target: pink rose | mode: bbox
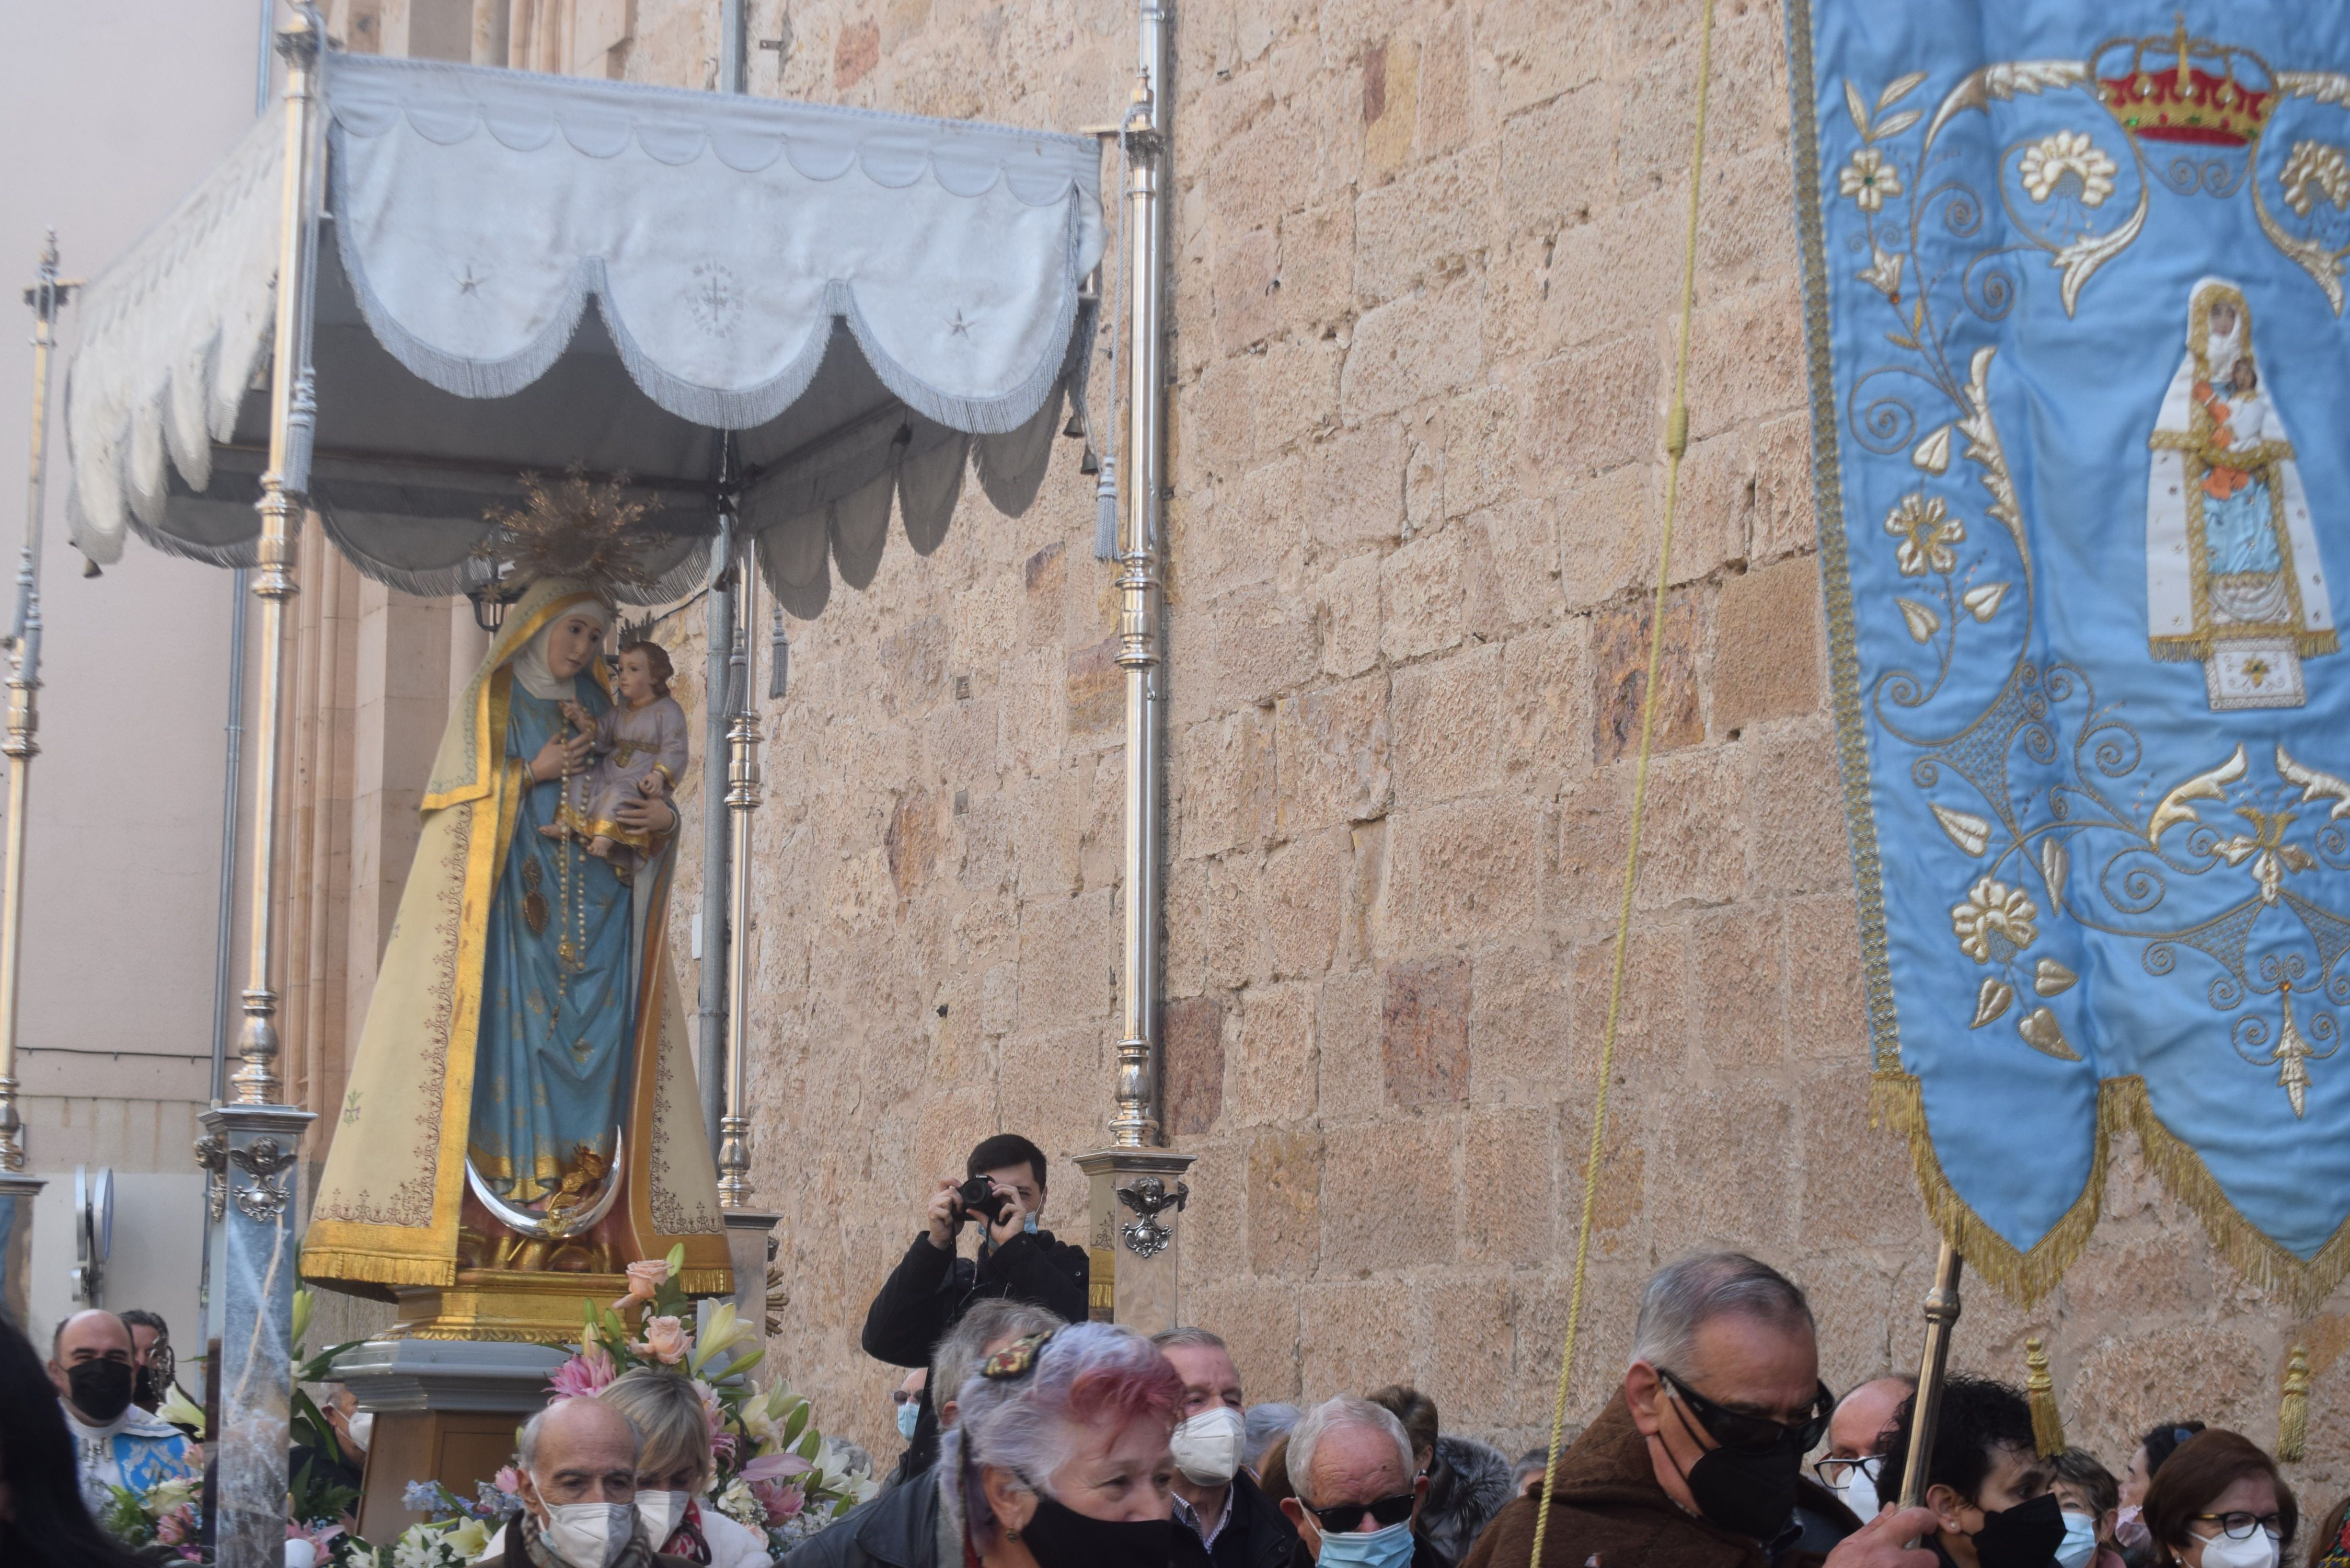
[636,1315,689,1365]
[610,1257,671,1312]
[494,1466,524,1498]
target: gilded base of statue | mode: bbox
[388,1269,665,1343]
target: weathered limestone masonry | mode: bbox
[317,0,2349,1486]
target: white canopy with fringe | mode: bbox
[63,50,1104,616]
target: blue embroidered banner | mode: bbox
[1788,2,2350,1302]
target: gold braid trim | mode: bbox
[1870,1070,2107,1305]
[298,1250,459,1290]
[2112,1076,2350,1312]
[1784,0,1904,1077]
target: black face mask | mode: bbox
[67,1358,136,1424]
[1018,1492,1172,1568]
[1668,1399,1801,1541]
[1971,1492,2068,1568]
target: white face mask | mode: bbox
[636,1491,689,1548]
[540,1501,637,1568]
[2196,1528,2279,1568]
[1837,1460,1881,1523]
[346,1411,375,1453]
[2057,1513,2099,1568]
[1169,1405,1247,1486]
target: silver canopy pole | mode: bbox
[198,11,323,1563]
[1110,1,1171,1150]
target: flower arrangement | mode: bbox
[355,1483,512,1568]
[99,1476,205,1561]
[342,1249,873,1565]
[554,1246,879,1555]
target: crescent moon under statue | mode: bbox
[465,1128,626,1240]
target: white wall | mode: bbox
[27,1170,209,1360]
[0,7,269,1155]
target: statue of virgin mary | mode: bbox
[301,574,728,1334]
[2146,276,2339,709]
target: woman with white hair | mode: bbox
[939,1321,1186,1568]
[600,1370,769,1568]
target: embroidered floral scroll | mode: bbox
[1789,5,2350,1302]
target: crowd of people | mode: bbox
[0,1132,2337,1568]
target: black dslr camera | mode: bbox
[954,1174,1014,1227]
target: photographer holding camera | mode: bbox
[859,1133,1089,1484]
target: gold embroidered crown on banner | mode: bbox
[2096,21,2276,146]
[476,465,663,598]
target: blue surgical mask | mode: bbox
[1316,1519,1416,1568]
[1024,1211,1040,1235]
[896,1399,921,1442]
[2057,1513,2100,1568]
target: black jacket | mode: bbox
[1172,1473,1300,1568]
[859,1228,1089,1479]
[781,1470,946,1568]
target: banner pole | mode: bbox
[1897,1243,1966,1513]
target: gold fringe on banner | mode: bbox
[2277,1345,2310,1463]
[1873,1070,2350,1311]
[1869,1071,2106,1305]
[2024,1337,2065,1456]
[2114,1079,2350,1313]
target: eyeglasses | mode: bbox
[1659,1371,1835,1456]
[1811,1455,1883,1488]
[1307,1492,1416,1535]
[892,1389,921,1405]
[2194,1514,2286,1542]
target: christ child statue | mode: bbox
[541,640,688,876]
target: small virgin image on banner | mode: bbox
[1787,2,2350,1304]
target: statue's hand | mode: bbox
[613,792,676,837]
[529,730,593,783]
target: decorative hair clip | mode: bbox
[980,1329,1059,1381]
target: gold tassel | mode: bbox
[2277,1345,2310,1463]
[2025,1337,2065,1456]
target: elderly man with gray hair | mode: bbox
[476,1396,698,1568]
[1465,1253,1946,1568]
[1276,1395,1443,1568]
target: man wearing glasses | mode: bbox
[1280,1396,1443,1568]
[1815,1376,1919,1523]
[1466,1253,1944,1568]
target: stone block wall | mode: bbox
[605,0,2347,1495]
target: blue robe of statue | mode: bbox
[466,683,638,1205]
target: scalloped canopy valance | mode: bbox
[63,51,1104,616]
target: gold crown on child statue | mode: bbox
[476,465,664,599]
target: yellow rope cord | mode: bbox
[1526,3,1718,1562]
